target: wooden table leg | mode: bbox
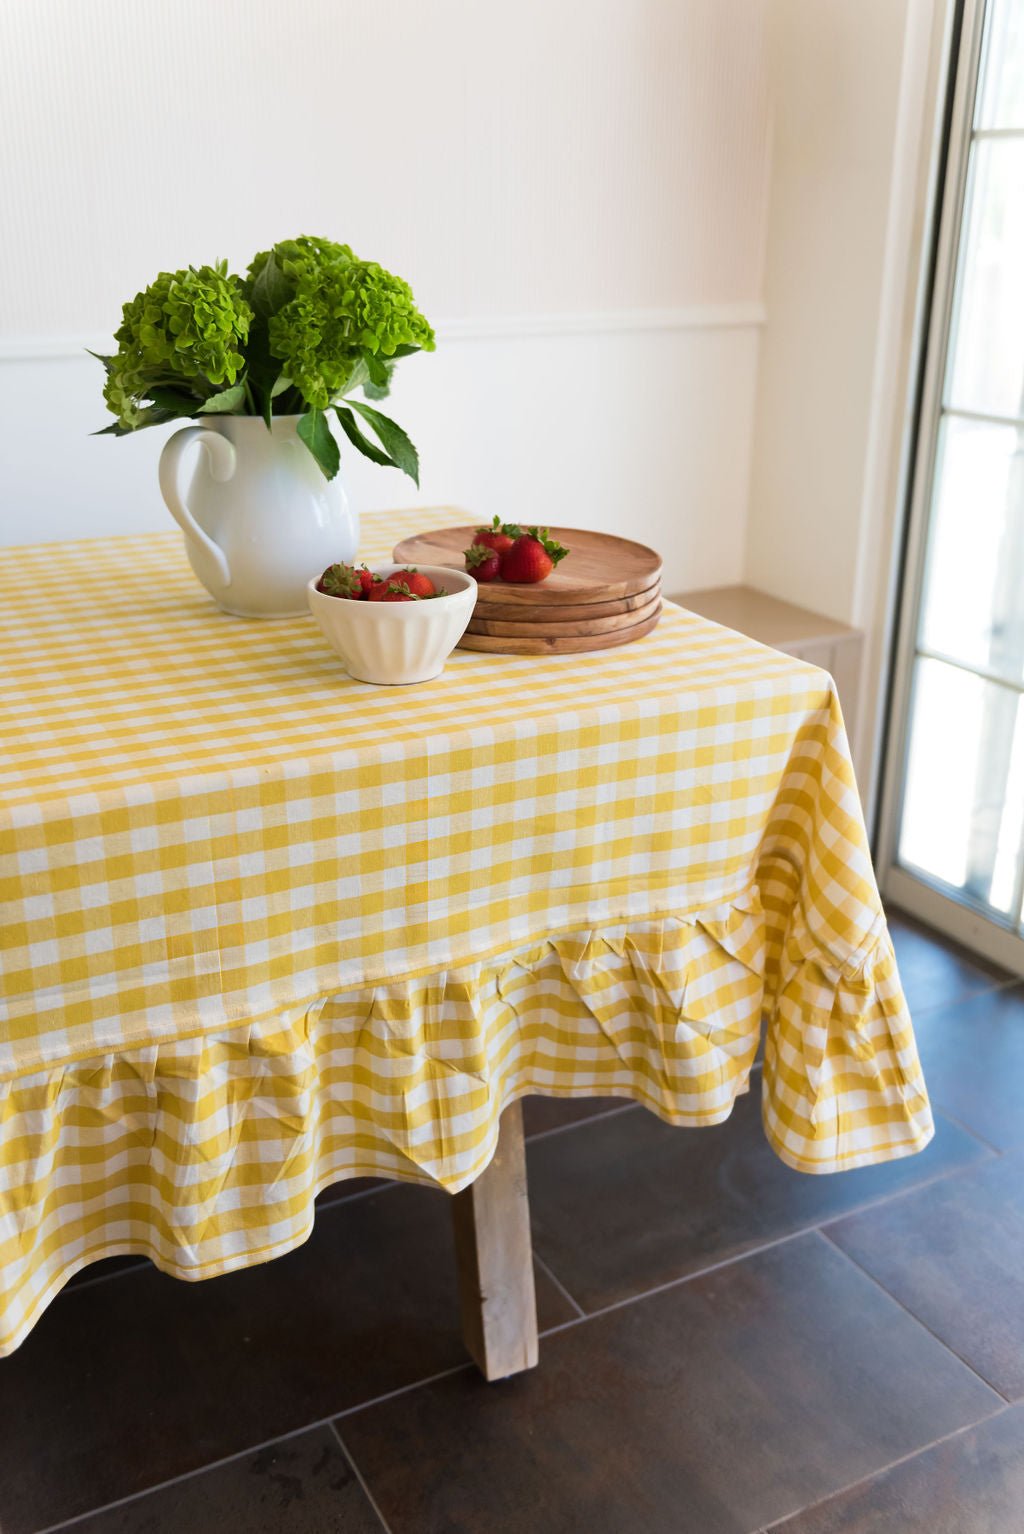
[450,1099,539,1380]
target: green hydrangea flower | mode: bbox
[249,235,355,289]
[249,237,434,411]
[341,260,435,357]
[267,290,357,408]
[103,264,253,428]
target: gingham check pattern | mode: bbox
[0,507,932,1354]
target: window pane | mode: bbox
[899,657,1024,915]
[919,415,1024,681]
[945,138,1024,419]
[977,0,1024,129]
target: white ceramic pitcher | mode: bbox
[158,414,359,617]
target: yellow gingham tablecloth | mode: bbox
[0,506,932,1354]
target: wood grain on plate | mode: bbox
[457,605,662,655]
[466,589,662,639]
[476,581,661,623]
[392,526,662,606]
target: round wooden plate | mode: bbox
[392,526,662,606]
[457,604,663,656]
[466,588,662,639]
[476,580,661,623]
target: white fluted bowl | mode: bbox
[307,563,477,685]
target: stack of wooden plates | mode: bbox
[391,526,662,655]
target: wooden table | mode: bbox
[0,509,933,1363]
[452,1102,538,1379]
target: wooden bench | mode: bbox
[672,584,864,747]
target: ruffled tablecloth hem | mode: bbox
[0,889,932,1355]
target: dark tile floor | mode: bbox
[2,905,1022,1533]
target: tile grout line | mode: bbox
[533,1250,586,1320]
[900,974,1020,1017]
[523,1100,641,1146]
[804,1142,1005,1244]
[27,1361,476,1534]
[26,1420,359,1534]
[752,1402,1012,1533]
[58,1259,150,1296]
[528,1142,1002,1338]
[815,1229,1012,1405]
[329,1420,396,1534]
[927,1106,1004,1156]
[333,1361,475,1423]
[537,1226,813,1336]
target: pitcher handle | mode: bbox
[158,426,237,588]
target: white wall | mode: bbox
[0,0,771,592]
[744,0,950,798]
[745,0,914,624]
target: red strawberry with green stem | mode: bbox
[464,544,500,582]
[368,579,401,602]
[472,515,523,556]
[319,562,364,599]
[389,567,436,598]
[368,578,436,603]
[500,528,569,585]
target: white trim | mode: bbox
[886,865,1024,975]
[0,303,767,363]
[877,0,987,891]
[942,403,1024,429]
[916,643,1024,695]
[851,0,960,818]
[437,304,767,341]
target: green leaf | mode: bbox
[249,250,293,320]
[333,356,370,401]
[91,404,180,436]
[297,408,340,479]
[145,387,202,416]
[244,319,280,427]
[86,348,116,373]
[334,406,395,469]
[363,351,389,389]
[347,400,419,485]
[361,351,395,401]
[198,382,247,414]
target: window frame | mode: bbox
[877,0,1024,971]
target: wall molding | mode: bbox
[438,304,766,341]
[0,304,766,362]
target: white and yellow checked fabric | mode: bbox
[0,507,932,1354]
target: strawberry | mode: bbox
[499,527,569,585]
[464,544,501,582]
[356,565,376,597]
[368,578,424,603]
[318,561,364,599]
[472,515,523,556]
[389,567,436,598]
